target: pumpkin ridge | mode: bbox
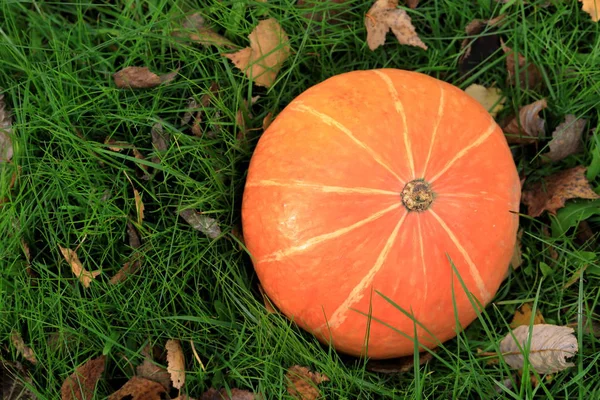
[289,102,406,184]
[429,119,497,184]
[421,85,446,178]
[372,70,415,178]
[246,179,399,196]
[319,211,409,331]
[429,209,490,301]
[259,202,402,263]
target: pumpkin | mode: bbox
[241,69,520,359]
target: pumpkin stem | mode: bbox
[401,179,434,212]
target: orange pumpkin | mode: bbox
[241,69,520,359]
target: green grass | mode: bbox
[1,0,599,398]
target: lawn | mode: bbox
[1,0,599,399]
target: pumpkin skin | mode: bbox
[241,69,520,359]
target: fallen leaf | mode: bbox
[458,15,504,75]
[258,284,277,314]
[543,115,587,162]
[0,91,13,163]
[134,189,144,224]
[285,365,329,400]
[509,229,523,271]
[580,0,600,22]
[521,166,600,217]
[179,208,221,239]
[365,0,427,51]
[61,356,105,400]
[502,99,547,144]
[113,66,178,89]
[499,324,578,374]
[1,360,37,400]
[262,112,273,131]
[108,376,166,400]
[165,339,185,390]
[132,148,150,180]
[502,42,543,89]
[10,331,37,364]
[109,258,142,285]
[181,97,199,126]
[136,358,171,391]
[464,84,506,118]
[173,12,236,48]
[58,246,101,288]
[405,0,419,8]
[510,303,546,329]
[150,122,170,164]
[366,351,434,374]
[200,388,257,400]
[223,18,290,88]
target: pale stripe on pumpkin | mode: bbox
[322,211,409,331]
[259,202,402,263]
[246,179,399,196]
[372,70,415,179]
[428,120,497,184]
[422,85,446,178]
[429,210,490,302]
[289,102,405,184]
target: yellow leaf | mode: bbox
[464,84,506,118]
[510,303,545,329]
[58,245,101,288]
[223,18,291,88]
[580,0,600,22]
[165,339,185,390]
[134,189,145,224]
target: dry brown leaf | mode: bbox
[509,228,523,271]
[458,15,504,75]
[113,66,178,89]
[174,12,236,48]
[499,324,578,374]
[365,0,427,51]
[464,84,506,118]
[503,99,547,144]
[134,189,144,224]
[61,356,105,400]
[0,91,13,163]
[521,166,600,217]
[165,339,185,390]
[108,376,166,400]
[10,331,37,365]
[502,42,542,89]
[223,18,290,88]
[136,358,171,391]
[405,0,419,8]
[580,0,600,21]
[563,265,589,289]
[510,303,546,329]
[109,258,141,284]
[366,351,434,374]
[58,246,101,288]
[285,365,329,400]
[200,388,257,400]
[179,208,221,239]
[543,115,587,162]
[258,284,277,314]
